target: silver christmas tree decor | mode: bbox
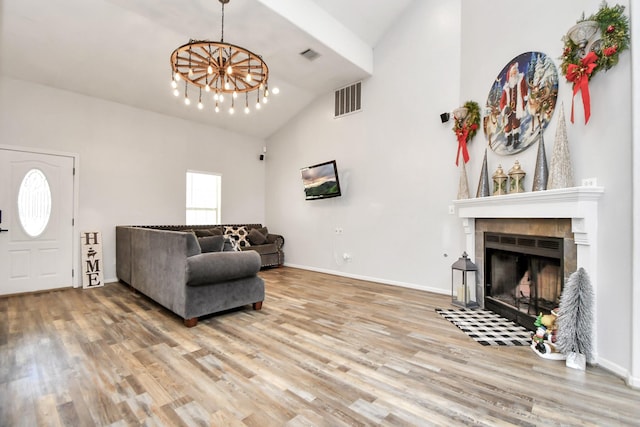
[548,103,574,189]
[556,267,594,370]
[532,133,548,191]
[476,149,490,198]
[458,161,470,199]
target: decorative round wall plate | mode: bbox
[483,51,558,156]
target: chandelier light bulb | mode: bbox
[184,97,190,106]
[188,68,194,78]
[229,107,235,115]
[207,65,213,74]
[171,80,177,89]
[174,73,181,82]
[219,94,224,103]
[215,104,220,113]
[224,81,231,91]
[205,84,211,92]
[265,89,269,97]
[255,102,261,110]
[259,83,264,90]
[244,106,250,114]
[262,97,268,104]
[226,65,233,75]
[233,91,237,99]
[272,87,280,95]
[213,93,219,101]
[173,89,180,97]
[245,73,252,83]
[198,101,203,110]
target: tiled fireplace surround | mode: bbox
[453,187,604,348]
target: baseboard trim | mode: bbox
[282,262,449,296]
[596,357,639,389]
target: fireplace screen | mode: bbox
[484,232,564,330]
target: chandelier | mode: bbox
[170,0,276,114]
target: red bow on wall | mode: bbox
[566,51,598,124]
[455,126,470,166]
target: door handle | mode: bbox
[0,228,8,233]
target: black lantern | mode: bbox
[451,252,478,308]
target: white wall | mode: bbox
[461,0,633,382]
[265,0,463,293]
[0,76,267,283]
[630,0,640,388]
[266,0,636,383]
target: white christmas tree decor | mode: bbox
[548,103,574,189]
[556,267,594,369]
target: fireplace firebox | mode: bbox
[484,232,564,331]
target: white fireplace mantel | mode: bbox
[453,186,604,360]
[453,186,604,251]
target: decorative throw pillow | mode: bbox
[198,235,225,253]
[247,228,268,245]
[222,235,240,252]
[223,225,251,248]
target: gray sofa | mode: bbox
[116,226,265,327]
[129,224,285,268]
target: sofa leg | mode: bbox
[184,317,198,327]
[253,301,263,310]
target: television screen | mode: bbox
[300,160,342,200]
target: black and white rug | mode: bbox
[435,308,532,346]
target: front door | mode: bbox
[0,148,75,295]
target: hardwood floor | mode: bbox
[1,267,638,426]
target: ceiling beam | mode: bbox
[255,0,373,76]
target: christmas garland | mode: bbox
[453,100,480,166]
[560,2,630,123]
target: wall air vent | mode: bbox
[300,48,320,61]
[334,81,362,118]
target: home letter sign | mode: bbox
[81,231,104,289]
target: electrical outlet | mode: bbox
[448,205,455,215]
[582,177,597,187]
[335,227,343,234]
[343,253,352,261]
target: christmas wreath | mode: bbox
[453,100,480,166]
[560,2,630,124]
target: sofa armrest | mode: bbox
[186,251,261,286]
[266,233,285,249]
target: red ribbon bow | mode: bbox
[566,51,598,124]
[455,126,470,166]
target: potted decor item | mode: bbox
[556,268,594,370]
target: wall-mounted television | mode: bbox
[300,160,342,201]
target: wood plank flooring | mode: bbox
[1,267,639,426]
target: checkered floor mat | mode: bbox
[435,308,532,346]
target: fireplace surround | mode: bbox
[453,187,603,337]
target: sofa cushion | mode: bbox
[198,235,225,253]
[247,228,268,245]
[194,227,223,237]
[241,243,277,255]
[186,251,261,286]
[224,226,251,248]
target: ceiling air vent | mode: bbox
[300,48,320,61]
[334,81,362,118]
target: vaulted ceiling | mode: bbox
[0,0,414,138]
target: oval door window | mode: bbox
[17,168,52,237]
